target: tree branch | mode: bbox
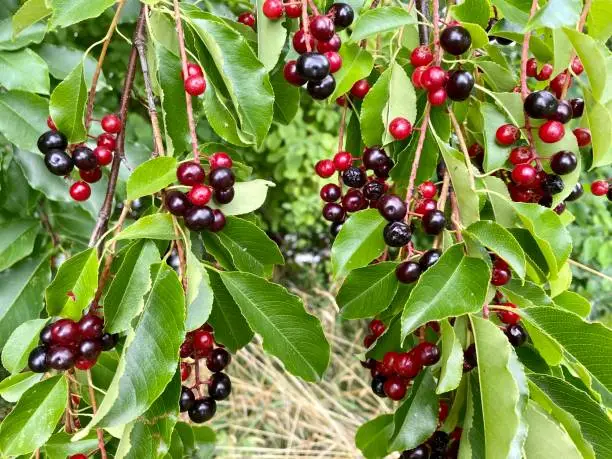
[448,108,475,191]
[87,370,108,459]
[415,0,430,45]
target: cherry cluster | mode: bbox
[411,24,474,106]
[526,56,584,99]
[182,62,207,96]
[401,428,462,459]
[282,3,354,100]
[28,313,118,373]
[165,153,235,233]
[39,114,121,201]
[179,324,232,424]
[591,179,612,201]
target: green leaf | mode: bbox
[360,66,392,146]
[202,84,253,147]
[401,244,490,339]
[564,29,607,102]
[521,307,612,392]
[463,220,526,280]
[0,375,68,456]
[389,370,438,452]
[499,279,552,308]
[270,68,299,125]
[12,0,51,37]
[37,43,108,90]
[451,0,491,29]
[489,0,530,26]
[44,432,101,459]
[255,0,286,70]
[458,375,485,458]
[0,18,46,51]
[0,372,43,403]
[1,318,47,374]
[0,48,49,94]
[481,101,511,172]
[585,92,612,168]
[461,23,490,48]
[350,6,416,42]
[526,0,581,31]
[586,0,612,41]
[553,291,590,317]
[476,60,517,92]
[115,213,178,241]
[337,262,399,319]
[185,252,213,331]
[208,179,275,215]
[330,42,374,100]
[523,401,581,459]
[0,90,48,151]
[331,209,386,278]
[50,0,115,28]
[45,248,99,320]
[49,61,87,143]
[471,316,528,459]
[126,157,177,201]
[186,10,274,147]
[489,19,553,60]
[103,241,160,334]
[355,414,394,459]
[220,271,330,381]
[381,63,417,145]
[436,320,463,394]
[0,253,49,350]
[76,264,185,435]
[0,219,38,271]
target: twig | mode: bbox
[432,0,441,63]
[404,103,431,216]
[84,0,128,131]
[172,0,200,162]
[437,171,450,211]
[172,217,188,291]
[447,109,475,191]
[38,202,60,247]
[87,370,108,459]
[450,191,463,237]
[568,259,612,282]
[88,7,147,248]
[337,98,348,152]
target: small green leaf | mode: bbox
[499,279,552,308]
[436,320,463,394]
[488,0,530,26]
[0,372,43,403]
[0,90,48,152]
[1,318,48,374]
[481,101,511,172]
[0,18,46,51]
[45,248,99,320]
[585,92,612,168]
[0,219,38,272]
[185,252,213,331]
[553,291,590,317]
[350,6,416,42]
[451,0,491,29]
[44,432,101,459]
[208,179,275,215]
[49,61,87,143]
[355,414,394,459]
[115,213,178,241]
[126,157,177,201]
[255,0,286,70]
[270,68,299,125]
[12,0,51,37]
[50,0,116,28]
[526,0,581,31]
[360,66,392,146]
[37,43,108,90]
[523,401,582,459]
[330,42,374,100]
[0,48,49,94]
[477,60,518,92]
[586,0,612,41]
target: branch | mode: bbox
[568,259,612,282]
[520,0,539,100]
[404,103,431,216]
[337,98,348,152]
[448,108,475,191]
[415,0,430,45]
[87,370,108,459]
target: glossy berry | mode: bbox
[97,133,116,151]
[322,202,346,222]
[371,375,387,398]
[524,90,558,119]
[28,346,48,373]
[526,58,538,77]
[180,386,195,412]
[207,348,231,372]
[363,180,385,200]
[44,150,74,176]
[446,70,474,101]
[209,167,235,190]
[511,164,537,186]
[430,431,450,453]
[193,330,215,356]
[101,114,122,134]
[396,261,421,284]
[72,146,98,171]
[538,120,565,143]
[505,324,528,347]
[383,377,407,401]
[93,146,113,166]
[550,72,571,98]
[69,454,87,459]
[262,0,283,19]
[315,159,335,178]
[328,3,354,29]
[373,157,394,179]
[318,34,342,53]
[296,52,330,81]
[330,222,343,237]
[571,57,584,75]
[283,60,306,86]
[285,2,302,18]
[509,146,533,165]
[79,167,102,183]
[100,332,119,351]
[495,124,520,145]
[78,314,104,340]
[332,151,353,171]
[310,15,335,41]
[440,25,472,55]
[565,182,584,201]
[383,221,412,247]
[468,143,484,158]
[342,189,365,212]
[320,183,342,202]
[37,130,68,154]
[570,98,584,118]
[421,66,447,90]
[541,174,564,195]
[40,325,52,345]
[591,180,609,196]
[165,191,191,216]
[428,87,447,106]
[187,184,212,206]
[573,128,591,147]
[350,79,370,98]
[188,397,217,423]
[410,46,434,67]
[237,12,255,28]
[400,445,429,459]
[209,372,232,400]
[185,76,206,96]
[378,194,407,221]
[491,265,511,286]
[550,100,573,124]
[69,181,91,201]
[419,249,441,270]
[497,302,520,324]
[369,319,386,337]
[209,209,226,232]
[79,339,102,361]
[181,62,203,79]
[415,342,441,366]
[550,151,577,175]
[362,147,387,169]
[325,51,342,73]
[394,352,420,378]
[389,117,412,140]
[47,346,76,370]
[411,66,427,88]
[181,362,191,381]
[214,187,234,204]
[209,152,233,170]
[535,63,553,81]
[342,166,366,188]
[422,209,445,235]
[438,400,449,423]
[419,181,437,199]
[307,74,336,99]
[177,161,205,185]
[185,206,214,231]
[463,343,477,371]
[292,30,315,54]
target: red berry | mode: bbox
[573,128,591,147]
[350,79,370,99]
[97,133,116,151]
[187,184,212,206]
[93,146,113,166]
[315,159,335,178]
[439,400,449,423]
[209,152,233,169]
[309,15,335,41]
[317,34,341,53]
[497,302,520,324]
[325,51,342,73]
[369,319,386,337]
[526,58,538,78]
[421,66,447,90]
[238,12,256,28]
[383,376,407,401]
[491,266,511,286]
[419,181,437,199]
[181,62,203,79]
[333,151,353,171]
[70,181,91,201]
[389,117,412,140]
[468,143,484,158]
[509,146,533,165]
[47,116,57,130]
[364,334,376,348]
[79,167,102,183]
[51,319,81,346]
[428,87,447,106]
[411,66,427,89]
[591,180,609,196]
[414,198,437,215]
[181,362,191,381]
[69,454,88,459]
[262,0,283,19]
[536,63,553,81]
[415,342,441,366]
[495,124,520,145]
[511,164,537,186]
[571,57,584,75]
[394,352,421,379]
[320,183,342,202]
[410,46,434,67]
[192,330,214,356]
[292,30,315,54]
[336,96,347,107]
[185,75,206,96]
[550,72,571,98]
[538,120,565,143]
[283,60,306,86]
[78,314,104,340]
[382,351,400,373]
[74,357,96,371]
[285,2,302,18]
[101,114,122,134]
[177,161,205,185]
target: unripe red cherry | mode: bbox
[571,57,584,75]
[526,58,538,77]
[79,167,102,183]
[262,0,283,19]
[333,151,353,171]
[394,352,420,378]
[70,181,91,201]
[468,143,484,158]
[193,330,214,357]
[51,318,81,346]
[419,181,437,199]
[309,15,335,41]
[324,51,342,73]
[414,198,437,215]
[336,96,347,107]
[497,302,520,324]
[181,362,191,381]
[93,146,113,166]
[317,34,341,53]
[187,184,212,206]
[591,180,609,196]
[495,124,520,145]
[536,63,553,81]
[538,120,565,143]
[177,161,205,185]
[285,2,302,17]
[410,46,433,67]
[509,146,533,165]
[421,66,447,90]
[428,87,447,106]
[388,117,412,140]
[491,265,511,286]
[383,376,407,401]
[97,133,116,151]
[315,159,335,178]
[181,62,203,79]
[237,11,256,28]
[369,319,386,337]
[411,66,427,89]
[101,114,122,133]
[284,60,306,86]
[292,30,315,54]
[185,75,206,96]
[511,164,537,186]
[573,128,591,147]
[550,72,571,98]
[350,79,370,99]
[209,152,233,169]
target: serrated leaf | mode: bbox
[553,291,590,317]
[115,213,178,241]
[0,18,46,51]
[437,320,463,394]
[45,248,98,320]
[44,432,101,459]
[126,157,177,200]
[499,279,552,308]
[0,375,67,456]
[523,401,581,459]
[255,0,286,70]
[586,0,612,41]
[350,6,416,42]
[337,262,399,319]
[331,209,386,278]
[459,374,485,459]
[481,101,511,172]
[360,66,392,146]
[0,372,43,403]
[50,0,116,28]
[355,414,394,459]
[564,29,607,102]
[0,218,38,271]
[37,43,108,90]
[585,91,612,168]
[1,318,47,374]
[0,48,49,94]
[49,61,87,143]
[330,42,374,100]
[401,244,490,339]
[270,67,299,125]
[0,90,48,151]
[451,0,491,28]
[220,271,330,381]
[489,0,530,26]
[477,60,517,92]
[208,179,275,215]
[381,63,417,145]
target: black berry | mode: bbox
[363,180,385,200]
[208,372,232,400]
[373,157,394,178]
[440,26,472,55]
[79,340,102,360]
[419,249,441,270]
[569,98,584,118]
[400,445,429,459]
[362,147,388,169]
[209,167,235,191]
[550,100,573,124]
[550,151,577,175]
[72,146,98,171]
[446,70,474,101]
[322,202,346,222]
[307,74,336,100]
[214,187,235,204]
[44,150,74,176]
[422,209,446,235]
[206,348,231,373]
[371,375,387,398]
[39,325,53,345]
[541,174,564,195]
[185,206,214,231]
[47,346,76,370]
[524,90,558,119]
[565,182,583,201]
[383,221,412,247]
[328,3,354,29]
[100,332,119,351]
[165,191,191,216]
[28,346,49,373]
[430,431,450,452]
[463,343,477,371]
[342,166,366,188]
[330,222,343,237]
[505,324,527,347]
[37,130,67,153]
[296,52,330,81]
[378,194,407,221]
[180,386,195,412]
[396,261,421,284]
[188,397,217,423]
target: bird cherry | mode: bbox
[383,377,407,401]
[497,302,520,324]
[320,183,342,202]
[292,30,315,54]
[237,12,256,28]
[538,120,565,143]
[421,66,447,90]
[283,60,306,86]
[526,58,538,77]
[101,114,122,134]
[571,57,584,75]
[324,51,342,73]
[79,167,102,183]
[93,146,113,166]
[185,75,206,96]
[388,117,412,140]
[209,152,233,169]
[591,180,609,196]
[428,87,447,106]
[181,62,203,79]
[69,181,91,201]
[46,116,57,130]
[509,146,533,165]
[536,63,553,81]
[317,34,341,53]
[350,79,370,99]
[177,161,205,185]
[284,2,302,18]
[511,164,537,186]
[419,181,437,198]
[468,143,484,158]
[262,0,283,19]
[97,133,116,151]
[315,159,335,178]
[369,319,386,337]
[495,124,520,145]
[410,46,433,67]
[188,184,213,206]
[573,128,591,147]
[333,151,353,171]
[411,66,427,89]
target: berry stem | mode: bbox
[38,202,61,248]
[404,103,432,219]
[447,108,476,191]
[438,171,450,211]
[300,0,312,52]
[172,0,200,163]
[306,0,319,15]
[87,369,108,459]
[520,0,539,100]
[560,0,592,99]
[337,98,348,152]
[432,0,441,64]
[172,217,189,291]
[84,0,128,132]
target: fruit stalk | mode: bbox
[87,369,108,459]
[448,108,475,191]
